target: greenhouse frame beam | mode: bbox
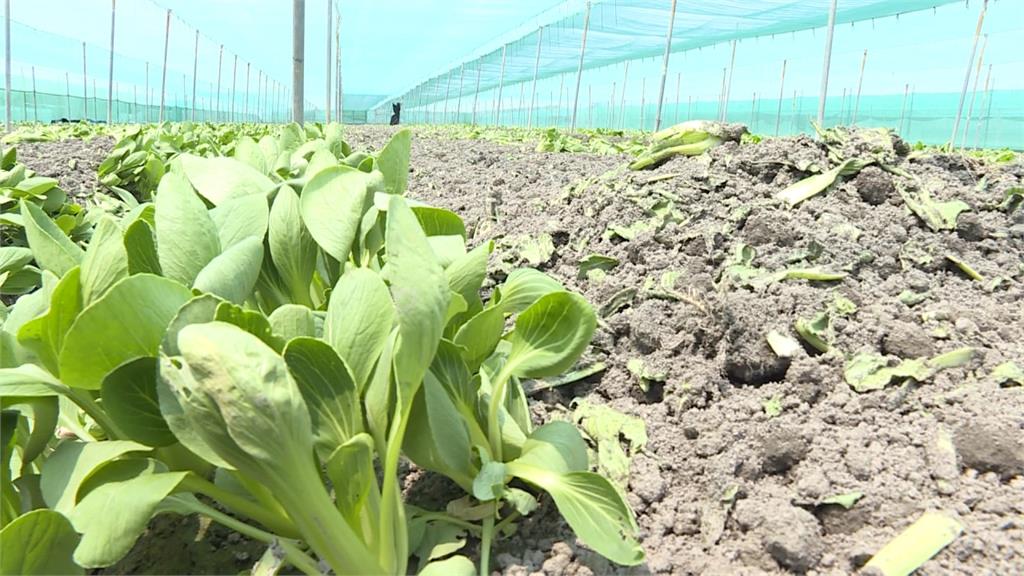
[816,0,838,126]
[4,0,10,131]
[495,44,507,124]
[569,1,591,132]
[654,0,678,131]
[191,30,199,122]
[527,26,543,128]
[159,9,170,122]
[292,0,305,123]
[107,0,115,124]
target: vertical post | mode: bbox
[587,83,592,127]
[898,82,908,134]
[66,72,71,118]
[619,61,629,129]
[82,42,88,119]
[528,26,543,128]
[610,81,615,127]
[133,84,136,121]
[816,0,838,127]
[293,0,305,123]
[717,67,726,121]
[495,45,507,125]
[687,95,692,120]
[335,1,342,121]
[961,34,988,149]
[974,64,992,148]
[654,0,678,131]
[556,74,564,126]
[774,59,787,136]
[145,62,149,122]
[906,85,915,135]
[569,1,591,131]
[325,0,331,123]
[215,45,223,122]
[107,0,115,124]
[472,63,481,125]
[980,73,993,148]
[950,0,987,148]
[93,78,97,119]
[3,0,9,131]
[231,55,237,122]
[30,66,36,123]
[455,63,464,122]
[721,39,737,121]
[517,82,525,126]
[443,70,453,124]
[673,71,681,124]
[852,49,867,125]
[838,87,846,122]
[256,70,262,121]
[159,10,170,122]
[245,62,250,119]
[750,91,756,128]
[640,77,646,130]
[190,29,198,121]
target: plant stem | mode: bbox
[65,388,126,440]
[169,495,323,576]
[178,473,298,538]
[486,364,515,462]
[379,409,411,574]
[479,514,495,576]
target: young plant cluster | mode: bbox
[0,123,644,575]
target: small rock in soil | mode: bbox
[954,419,1024,480]
[759,427,810,474]
[881,320,935,359]
[853,166,895,206]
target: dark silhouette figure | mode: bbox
[390,102,401,125]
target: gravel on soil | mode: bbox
[13,136,115,200]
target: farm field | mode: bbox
[3,121,1021,574]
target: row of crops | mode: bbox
[0,122,645,575]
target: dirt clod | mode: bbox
[954,419,1024,480]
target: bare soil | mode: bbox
[27,126,1022,575]
[350,125,1024,575]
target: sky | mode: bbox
[3,0,1022,114]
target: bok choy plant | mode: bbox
[0,124,643,575]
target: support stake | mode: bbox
[774,59,787,136]
[816,0,838,127]
[159,9,170,123]
[527,26,543,128]
[961,34,988,149]
[107,0,115,124]
[852,49,867,125]
[191,29,198,121]
[654,0,678,131]
[495,45,507,125]
[569,1,591,131]
[292,0,305,123]
[950,0,987,149]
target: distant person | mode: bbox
[390,102,401,125]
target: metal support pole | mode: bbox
[981,74,993,147]
[654,0,678,131]
[107,0,115,124]
[775,59,787,136]
[495,45,507,125]
[640,77,646,130]
[190,29,198,121]
[961,34,988,149]
[325,0,331,123]
[687,95,692,120]
[82,42,88,119]
[31,66,36,122]
[456,63,464,122]
[569,1,591,131]
[517,82,525,126]
[443,70,452,123]
[527,26,543,128]
[673,71,681,124]
[292,0,305,123]
[556,74,564,126]
[159,9,170,122]
[852,49,867,125]
[231,55,237,121]
[838,87,846,123]
[717,67,726,121]
[898,82,908,134]
[472,64,481,125]
[950,0,987,148]
[245,62,250,119]
[722,39,737,121]
[619,61,628,129]
[215,45,223,121]
[335,2,341,121]
[816,0,838,126]
[256,70,262,121]
[3,0,9,131]
[974,64,992,149]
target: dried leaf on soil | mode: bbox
[864,511,963,576]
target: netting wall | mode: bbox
[370,0,1023,149]
[0,0,330,125]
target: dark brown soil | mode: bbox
[48,125,1024,574]
[349,125,1024,575]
